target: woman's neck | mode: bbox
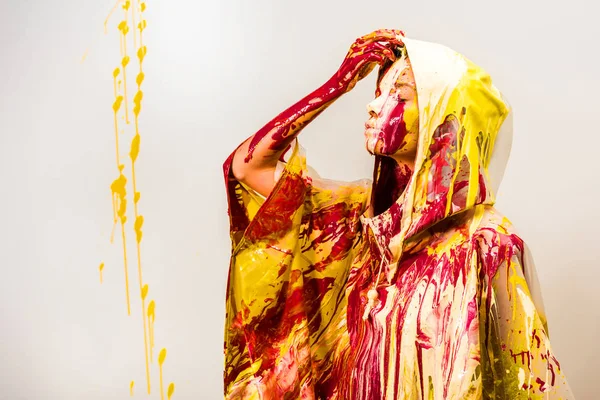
[390,149,416,170]
[368,155,415,218]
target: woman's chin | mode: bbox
[364,137,379,155]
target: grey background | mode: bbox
[0,0,598,398]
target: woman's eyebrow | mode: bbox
[395,81,416,89]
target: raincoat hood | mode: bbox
[367,36,513,283]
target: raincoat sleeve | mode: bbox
[478,231,574,399]
[222,141,369,398]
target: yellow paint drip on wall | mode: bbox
[97,1,175,397]
[159,348,167,400]
[167,382,175,400]
[99,262,105,283]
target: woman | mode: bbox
[222,29,573,399]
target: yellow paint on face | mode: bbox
[397,101,419,155]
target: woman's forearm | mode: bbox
[235,76,344,163]
[231,76,346,196]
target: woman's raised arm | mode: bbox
[231,29,404,197]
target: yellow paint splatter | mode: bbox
[104,0,123,34]
[129,110,151,395]
[130,380,134,396]
[100,1,174,397]
[137,46,147,65]
[99,262,105,283]
[110,172,131,315]
[147,300,156,360]
[113,68,120,95]
[167,382,175,400]
[159,348,167,400]
[118,18,131,124]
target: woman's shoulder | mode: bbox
[470,205,523,244]
[466,205,529,278]
[426,205,525,258]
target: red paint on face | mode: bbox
[378,99,409,154]
[366,56,419,158]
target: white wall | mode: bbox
[1,0,598,398]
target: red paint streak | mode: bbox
[510,349,532,369]
[547,350,562,370]
[245,172,306,243]
[535,377,548,392]
[548,362,557,386]
[344,229,485,397]
[378,100,408,154]
[302,201,364,272]
[531,329,541,349]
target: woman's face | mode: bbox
[364,54,419,158]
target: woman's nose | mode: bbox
[367,96,384,116]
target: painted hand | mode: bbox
[336,29,405,93]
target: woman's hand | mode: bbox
[335,29,405,93]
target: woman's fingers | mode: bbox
[368,41,396,63]
[339,29,405,89]
[359,29,405,47]
[350,30,403,64]
[357,61,378,80]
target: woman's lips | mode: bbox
[364,127,381,136]
[364,121,382,144]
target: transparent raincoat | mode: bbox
[223,36,573,399]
